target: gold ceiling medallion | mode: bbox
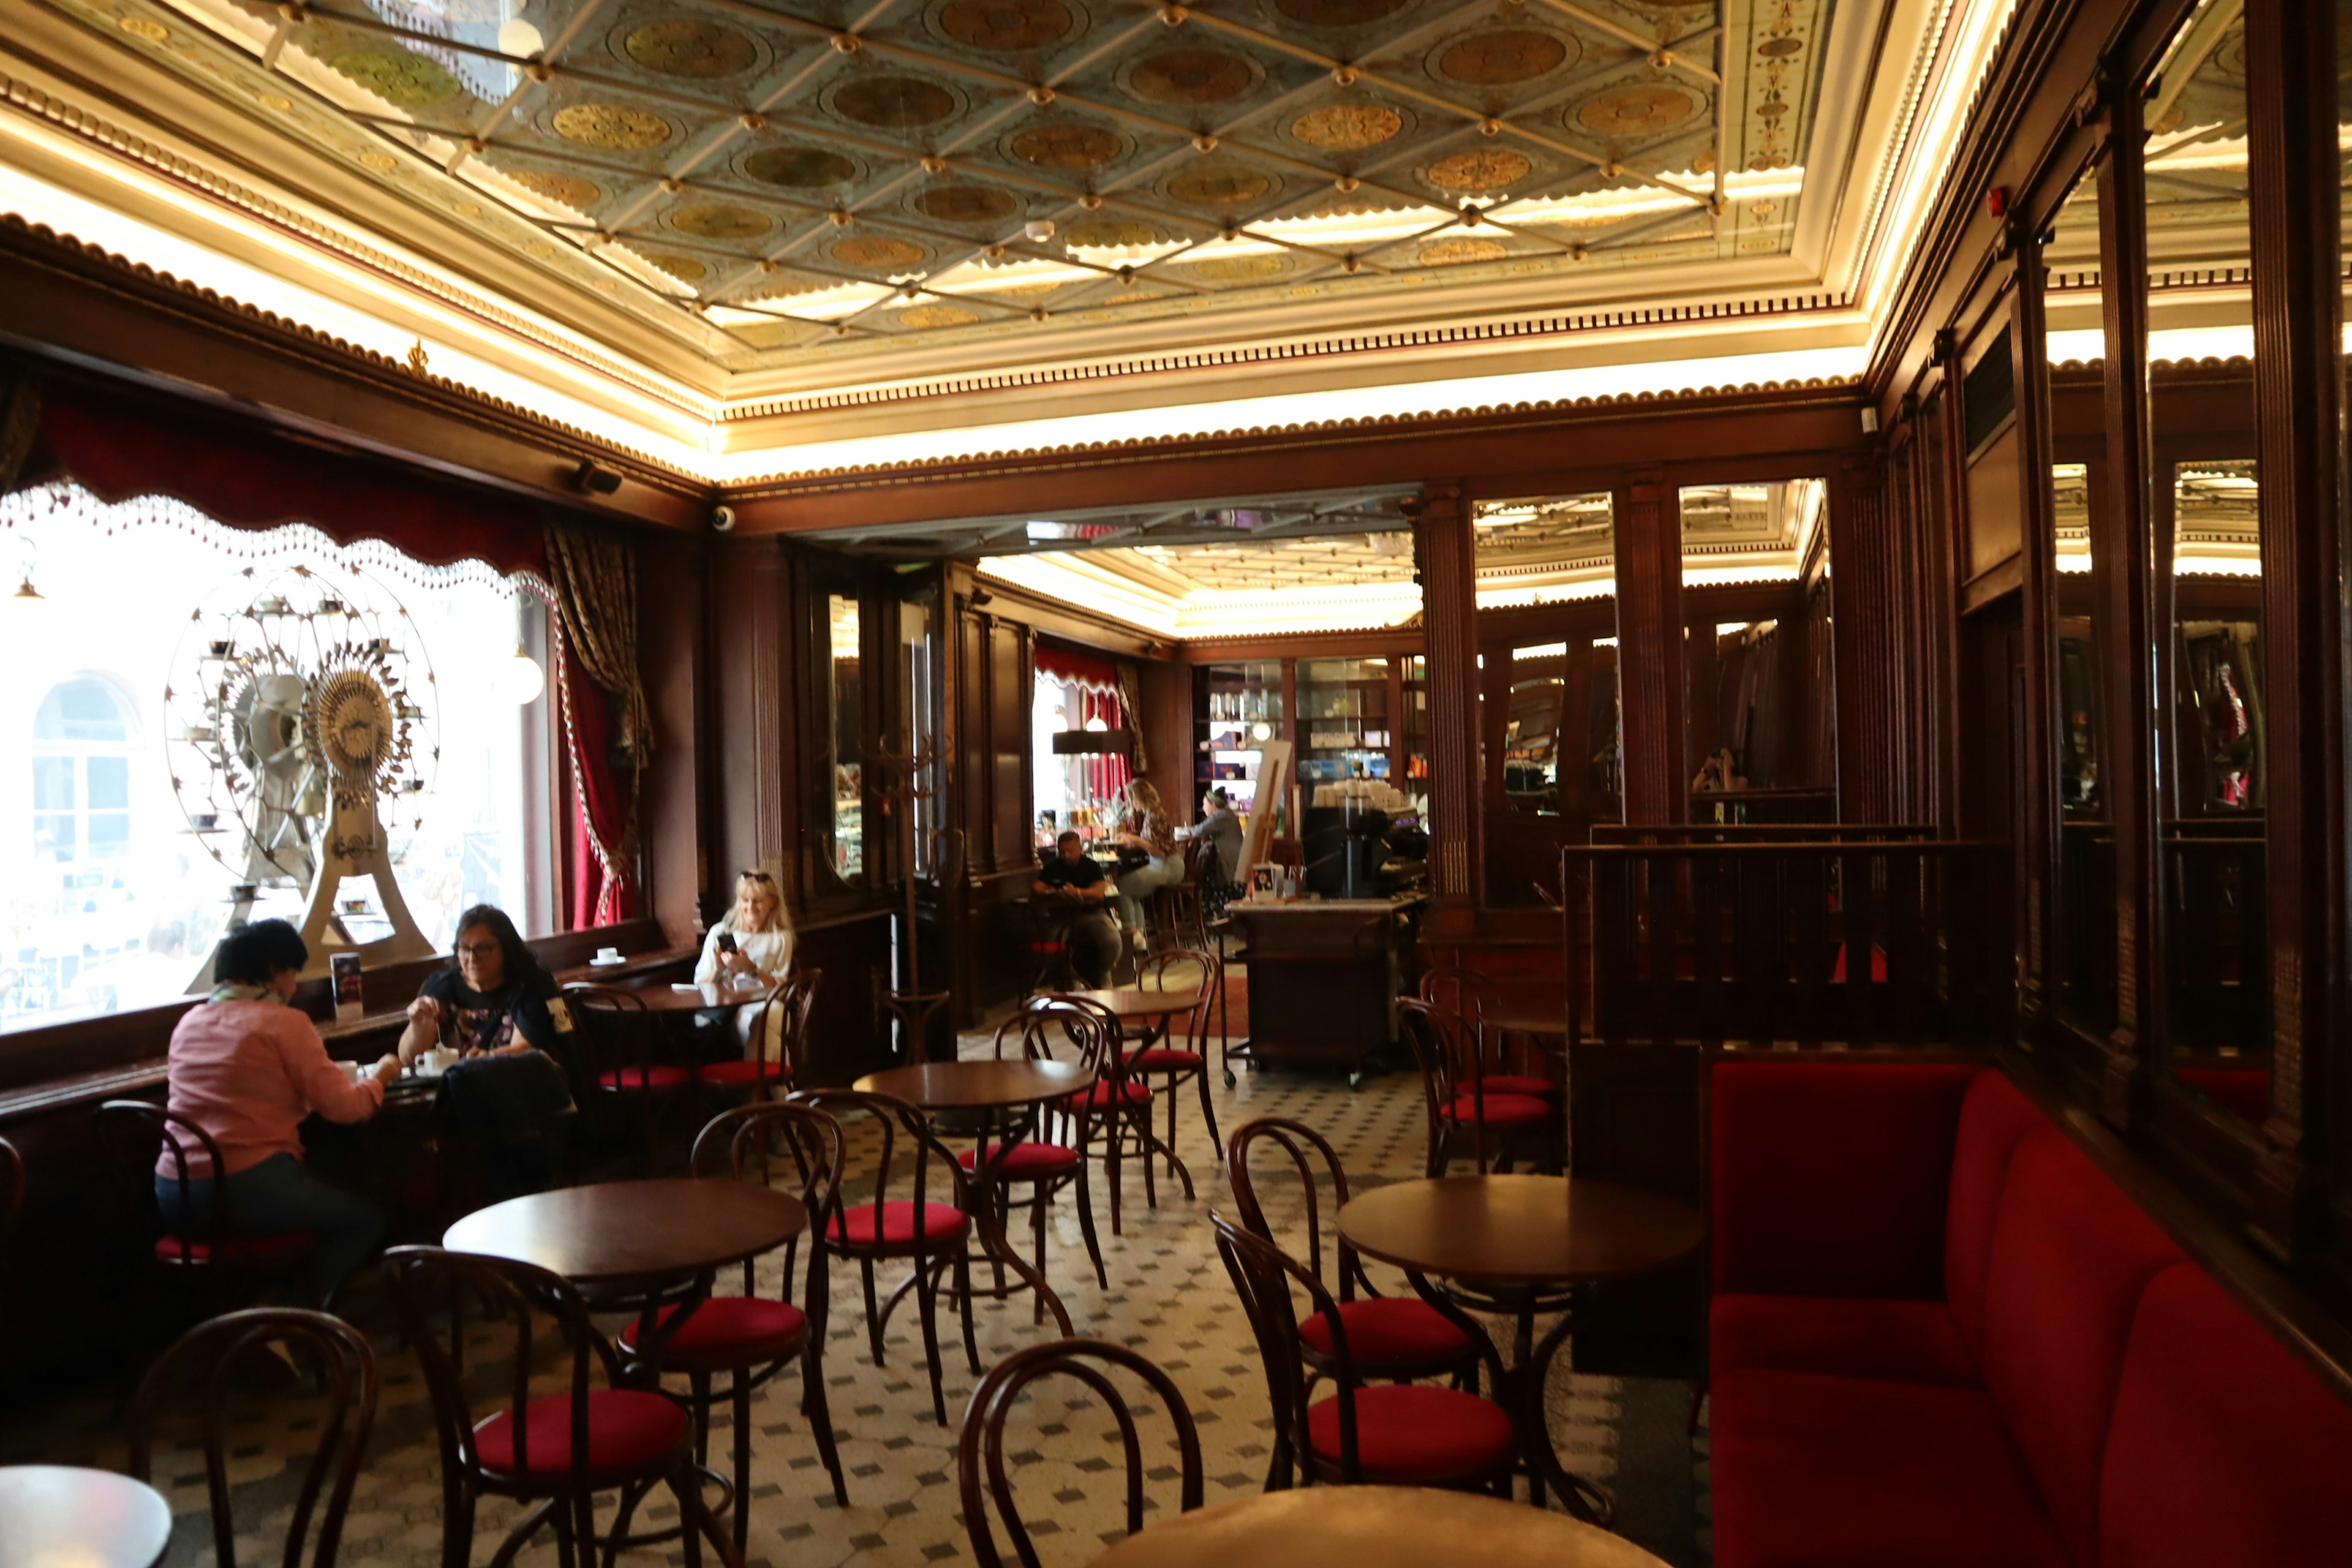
[1436,29,1570,85]
[512,168,602,208]
[1185,254,1287,281]
[916,184,1021,222]
[1125,49,1255,104]
[1291,104,1403,149]
[1419,237,1508,265]
[672,203,774,239]
[937,0,1075,51]
[742,146,860,187]
[1756,36,1803,58]
[1575,83,1701,137]
[1425,148,1530,193]
[1274,0,1407,27]
[117,16,168,42]
[1167,163,1273,206]
[832,236,929,267]
[832,76,959,127]
[899,303,982,328]
[641,252,709,281]
[1009,121,1125,168]
[553,102,673,149]
[331,50,464,108]
[622,20,761,78]
[1065,219,1163,247]
[358,152,398,172]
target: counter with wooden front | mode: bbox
[1222,893,1424,1086]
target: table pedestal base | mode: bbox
[1411,1276,1613,1526]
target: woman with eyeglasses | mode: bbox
[696,869,796,1064]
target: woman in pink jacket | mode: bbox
[157,919,399,1302]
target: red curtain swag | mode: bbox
[1035,636,1122,694]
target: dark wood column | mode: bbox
[1829,458,1901,823]
[1412,482,1480,927]
[1685,613,1721,803]
[2092,89,2163,1127]
[1615,470,1685,826]
[2244,0,2346,1258]
[2013,252,2062,1030]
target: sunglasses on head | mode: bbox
[741,870,774,883]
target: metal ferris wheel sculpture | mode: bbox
[166,560,440,984]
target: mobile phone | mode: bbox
[716,931,737,954]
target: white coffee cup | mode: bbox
[594,946,623,964]
[416,1046,459,1078]
[336,1059,362,1084]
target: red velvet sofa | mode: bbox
[1708,1060,2352,1568]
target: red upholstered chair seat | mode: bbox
[1126,1048,1202,1071]
[1709,1370,2070,1568]
[472,1390,690,1477]
[1472,1073,1556,1098]
[153,1229,315,1264]
[1440,1091,1551,1128]
[1298,1296,1476,1367]
[827,1200,970,1247]
[599,1065,692,1090]
[957,1142,1080,1178]
[1078,1080,1152,1107]
[695,1059,785,1087]
[617,1298,808,1360]
[1303,1384,1515,1482]
[1711,1294,1977,1388]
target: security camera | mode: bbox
[712,504,737,532]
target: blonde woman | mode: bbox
[696,869,795,1061]
[1113,778,1180,943]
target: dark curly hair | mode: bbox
[445,905,545,990]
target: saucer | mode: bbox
[589,955,627,967]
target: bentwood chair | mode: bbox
[129,1308,378,1568]
[384,1246,740,1568]
[1396,999,1561,1177]
[566,983,693,1172]
[785,1088,979,1425]
[618,1104,850,1544]
[1225,1117,1485,1389]
[1417,968,1561,1101]
[1125,947,1224,1167]
[96,1100,320,1311]
[1212,1213,1517,1494]
[1049,993,1189,1235]
[694,967,820,1102]
[969,1000,1109,1305]
[959,1339,1204,1568]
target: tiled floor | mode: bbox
[1,1018,1710,1568]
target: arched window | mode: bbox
[31,677,133,863]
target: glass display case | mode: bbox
[1195,660,1282,826]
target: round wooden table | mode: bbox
[856,1058,1096,1336]
[0,1465,174,1568]
[1479,1002,1567,1040]
[443,1178,807,1288]
[1064,985,1209,1025]
[1338,1176,1704,1524]
[609,978,777,1014]
[1091,1486,1670,1567]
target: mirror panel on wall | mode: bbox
[2164,459,2267,1122]
[899,586,941,875]
[2144,0,2262,1124]
[1676,480,1836,826]
[824,591,864,885]
[2045,153,2114,1037]
[1473,491,1616,905]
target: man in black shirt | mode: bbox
[1034,831,1121,987]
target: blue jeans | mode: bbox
[156,1152,386,1304]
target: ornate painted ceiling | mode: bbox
[39,0,1842,379]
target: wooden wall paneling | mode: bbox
[1137,657,1193,821]
[992,620,1035,866]
[709,537,786,905]
[1684,611,1721,813]
[2244,0,2346,1262]
[638,532,710,944]
[2090,85,2163,1129]
[1828,458,1901,822]
[1932,345,1971,836]
[1411,483,1480,931]
[1614,471,1684,826]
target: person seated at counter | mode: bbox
[696,868,795,1064]
[157,918,398,1304]
[1112,777,1180,948]
[398,904,578,1200]
[1035,829,1122,988]
[1192,786,1246,920]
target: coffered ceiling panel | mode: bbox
[55,0,1842,377]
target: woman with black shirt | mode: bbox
[399,905,578,1200]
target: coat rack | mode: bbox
[863,729,960,1064]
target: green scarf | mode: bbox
[208,982,276,1005]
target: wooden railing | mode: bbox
[1561,840,2012,1048]
[1591,823,1939,846]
